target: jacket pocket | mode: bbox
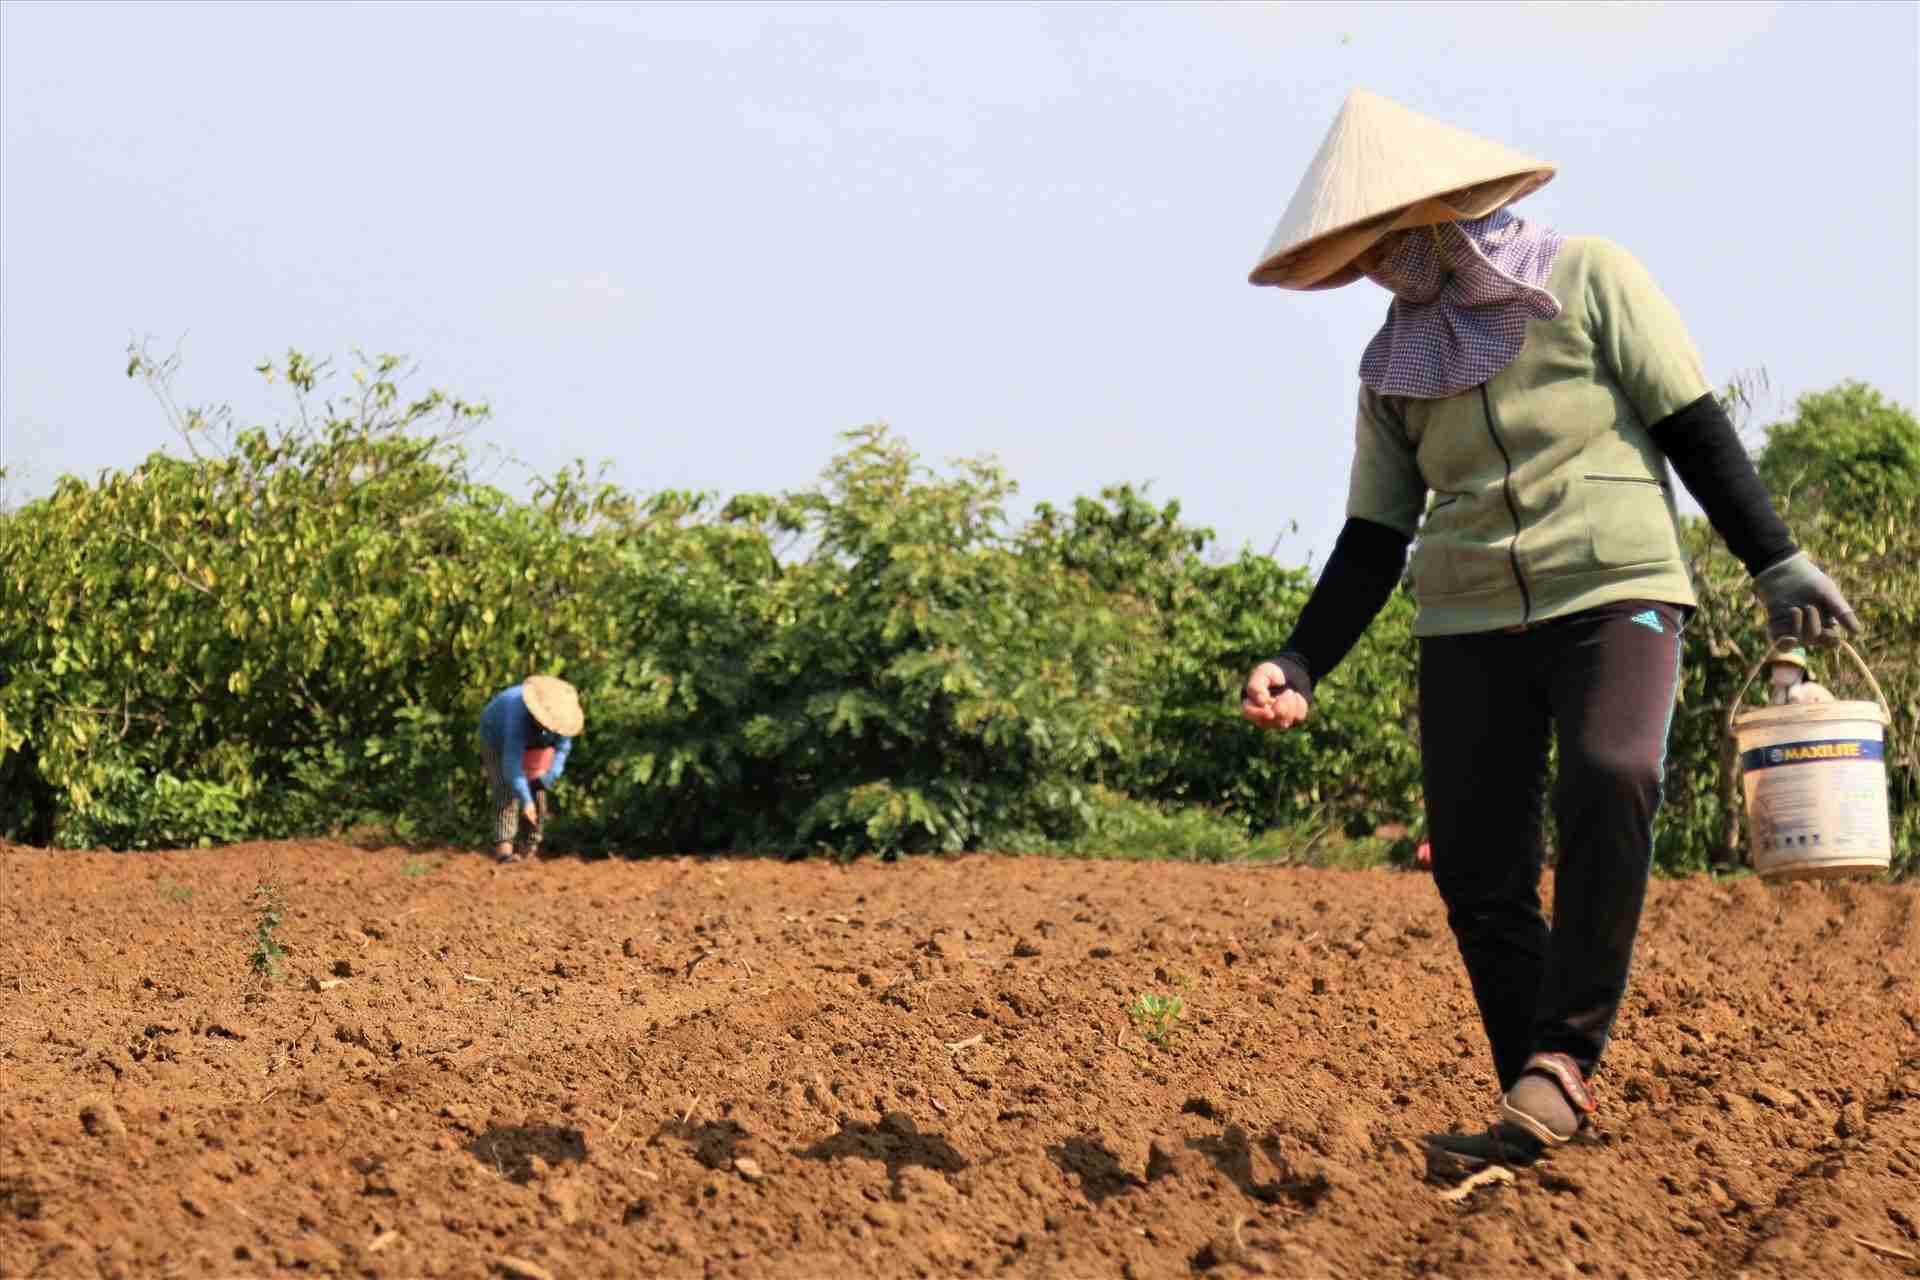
[1412,494,1511,596]
[1584,474,1677,567]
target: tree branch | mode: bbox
[127,534,218,598]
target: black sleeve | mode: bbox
[1270,516,1412,707]
[1646,392,1796,576]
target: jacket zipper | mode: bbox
[1478,385,1533,622]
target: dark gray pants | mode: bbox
[1420,599,1684,1092]
[481,743,548,851]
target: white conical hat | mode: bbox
[1249,89,1556,290]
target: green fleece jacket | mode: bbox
[1346,236,1712,636]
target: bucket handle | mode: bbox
[1724,636,1893,741]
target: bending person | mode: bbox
[478,675,584,864]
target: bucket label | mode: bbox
[1741,730,1892,867]
[1740,738,1884,772]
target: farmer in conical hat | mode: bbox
[1238,90,1861,1170]
[478,675,584,864]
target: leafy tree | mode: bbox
[1758,381,1920,509]
[735,428,1159,852]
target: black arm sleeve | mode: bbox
[1646,392,1796,576]
[1270,516,1412,707]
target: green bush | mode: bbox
[1756,385,1919,878]
[1659,384,1919,878]
[0,350,624,846]
[1022,487,1421,839]
[594,429,1160,854]
[0,352,1909,877]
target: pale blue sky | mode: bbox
[4,2,1915,563]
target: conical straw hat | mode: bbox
[1249,89,1556,290]
[522,675,584,737]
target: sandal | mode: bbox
[493,849,524,865]
[1499,1052,1595,1146]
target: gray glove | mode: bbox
[1752,551,1860,646]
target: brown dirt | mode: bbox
[1,841,1916,1280]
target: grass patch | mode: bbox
[1043,788,1405,869]
[1305,831,1407,872]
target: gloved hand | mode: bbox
[1752,551,1860,647]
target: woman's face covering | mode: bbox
[1359,226,1450,303]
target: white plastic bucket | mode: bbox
[1728,639,1893,880]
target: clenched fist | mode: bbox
[1241,661,1310,731]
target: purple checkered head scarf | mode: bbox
[1357,209,1563,399]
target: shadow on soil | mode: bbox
[1187,1126,1332,1209]
[0,1174,43,1220]
[798,1112,968,1193]
[1047,1136,1143,1204]
[466,1125,588,1184]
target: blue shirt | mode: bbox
[478,685,574,807]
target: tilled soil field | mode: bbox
[1,841,1915,1280]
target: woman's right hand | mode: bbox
[1240,661,1311,731]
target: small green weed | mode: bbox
[249,882,287,981]
[400,855,445,878]
[156,878,194,903]
[1127,992,1185,1048]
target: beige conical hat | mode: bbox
[522,675,584,737]
[1249,89,1556,291]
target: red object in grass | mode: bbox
[1416,841,1432,869]
[522,747,556,779]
